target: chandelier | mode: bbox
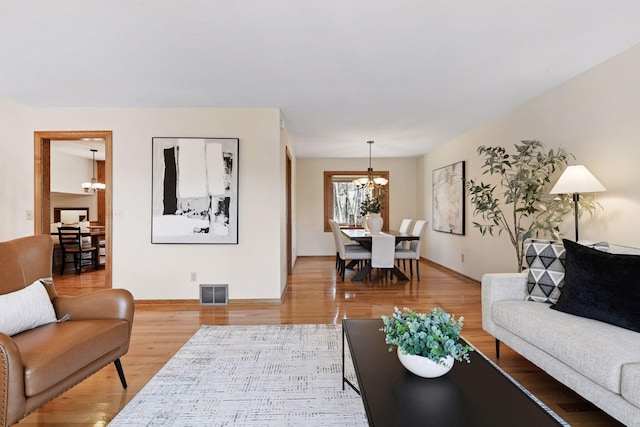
[352,140,388,189]
[81,149,106,193]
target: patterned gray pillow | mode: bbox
[523,239,566,303]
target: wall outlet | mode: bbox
[26,210,34,220]
[190,272,197,282]
[461,254,465,262]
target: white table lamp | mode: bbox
[550,165,605,241]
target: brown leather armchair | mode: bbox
[0,235,134,426]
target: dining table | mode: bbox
[340,228,419,281]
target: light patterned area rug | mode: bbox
[109,324,367,426]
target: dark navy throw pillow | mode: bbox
[551,239,640,332]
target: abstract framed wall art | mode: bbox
[432,160,465,235]
[152,137,239,244]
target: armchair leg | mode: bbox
[114,358,128,389]
[495,339,501,359]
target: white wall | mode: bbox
[6,43,639,294]
[419,43,640,279]
[49,151,99,222]
[50,151,93,194]
[0,98,33,239]
[1,103,288,300]
[296,157,418,256]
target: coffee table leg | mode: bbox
[342,320,361,395]
[342,322,346,390]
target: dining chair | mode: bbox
[329,220,372,281]
[328,219,340,270]
[328,220,351,270]
[394,220,428,281]
[395,218,414,269]
[372,233,396,280]
[398,218,413,234]
[57,226,98,275]
[329,219,363,270]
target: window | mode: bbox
[332,177,369,226]
[323,171,389,232]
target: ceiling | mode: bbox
[52,140,105,161]
[2,1,640,158]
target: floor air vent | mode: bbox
[199,284,229,305]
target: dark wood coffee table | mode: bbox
[342,319,566,427]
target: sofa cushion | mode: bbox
[523,239,566,303]
[621,363,640,408]
[0,280,57,336]
[12,319,129,396]
[552,239,640,333]
[492,300,640,394]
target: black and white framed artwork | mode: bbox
[432,160,465,235]
[152,137,239,244]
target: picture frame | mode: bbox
[432,160,465,235]
[151,137,239,244]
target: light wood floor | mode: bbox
[19,257,622,426]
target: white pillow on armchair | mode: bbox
[0,280,57,336]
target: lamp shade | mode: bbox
[373,177,388,186]
[550,165,606,194]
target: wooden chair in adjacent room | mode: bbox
[57,226,98,275]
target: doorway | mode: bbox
[34,130,113,288]
[286,147,293,275]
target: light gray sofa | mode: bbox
[482,267,640,426]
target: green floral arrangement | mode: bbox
[381,307,473,365]
[360,193,385,215]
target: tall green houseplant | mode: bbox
[466,140,574,271]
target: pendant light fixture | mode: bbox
[353,140,388,189]
[81,149,106,193]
